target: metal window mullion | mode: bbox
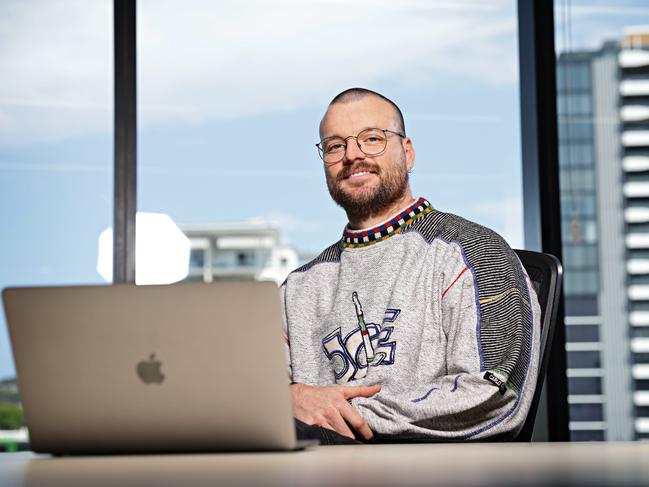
[518,0,570,441]
[113,0,137,284]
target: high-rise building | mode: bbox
[557,27,649,441]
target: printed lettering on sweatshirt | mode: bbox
[322,292,400,383]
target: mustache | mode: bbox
[336,163,380,182]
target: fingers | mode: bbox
[342,383,381,400]
[290,383,378,441]
[322,410,355,440]
[339,401,374,441]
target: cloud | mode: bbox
[567,4,649,17]
[0,160,324,178]
[0,0,518,145]
[0,161,109,173]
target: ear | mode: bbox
[403,137,415,172]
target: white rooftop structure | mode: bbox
[180,222,301,285]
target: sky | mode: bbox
[1,0,649,380]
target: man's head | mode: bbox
[318,88,415,224]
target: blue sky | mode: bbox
[1,0,649,380]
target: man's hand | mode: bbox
[290,383,381,441]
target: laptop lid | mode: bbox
[3,281,298,454]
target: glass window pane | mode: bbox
[569,404,604,422]
[568,377,602,395]
[555,0,649,441]
[0,1,113,391]
[566,325,600,342]
[137,0,525,289]
[567,351,601,369]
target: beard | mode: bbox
[326,152,410,224]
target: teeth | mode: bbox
[350,171,370,177]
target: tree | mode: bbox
[0,403,24,430]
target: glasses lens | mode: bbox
[358,129,387,155]
[320,137,346,163]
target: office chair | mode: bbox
[512,249,563,442]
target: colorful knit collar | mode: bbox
[341,197,433,249]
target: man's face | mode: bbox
[319,96,415,219]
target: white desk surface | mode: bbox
[1,442,648,487]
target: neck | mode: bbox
[346,190,416,230]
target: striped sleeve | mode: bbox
[353,227,541,440]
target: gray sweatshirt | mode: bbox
[281,197,541,440]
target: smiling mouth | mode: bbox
[349,171,373,178]
[341,166,378,181]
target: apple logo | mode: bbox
[136,353,165,384]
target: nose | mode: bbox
[343,136,366,164]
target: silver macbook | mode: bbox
[3,281,309,454]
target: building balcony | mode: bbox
[624,182,649,198]
[626,233,649,248]
[635,391,649,407]
[623,155,649,172]
[622,130,649,147]
[569,421,607,431]
[632,364,649,380]
[630,310,649,326]
[630,337,649,352]
[621,105,649,122]
[628,286,649,301]
[637,418,649,433]
[619,49,649,68]
[566,368,603,378]
[565,342,603,352]
[625,207,649,223]
[564,315,601,325]
[628,259,649,274]
[620,79,649,97]
[567,394,605,404]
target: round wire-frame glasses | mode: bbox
[316,128,405,165]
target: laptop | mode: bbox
[2,281,312,454]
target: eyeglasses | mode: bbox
[316,128,405,165]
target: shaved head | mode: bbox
[319,88,406,138]
[318,88,415,225]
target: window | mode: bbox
[567,351,601,369]
[559,143,595,167]
[237,252,256,268]
[566,325,600,342]
[136,0,526,275]
[0,1,113,386]
[568,377,602,395]
[555,0,649,441]
[190,249,206,268]
[570,404,604,422]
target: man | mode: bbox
[282,88,541,443]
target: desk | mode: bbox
[1,442,648,487]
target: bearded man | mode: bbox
[282,88,541,444]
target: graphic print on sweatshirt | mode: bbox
[322,292,400,383]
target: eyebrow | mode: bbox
[321,126,383,140]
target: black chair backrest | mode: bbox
[512,249,563,441]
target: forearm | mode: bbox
[352,371,536,440]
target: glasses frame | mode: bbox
[316,128,406,165]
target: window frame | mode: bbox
[112,0,570,441]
